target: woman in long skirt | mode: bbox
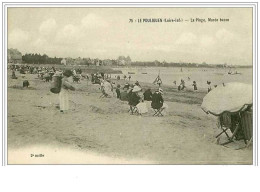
[59,70,75,112]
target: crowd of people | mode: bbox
[9,65,217,115]
[100,77,167,115]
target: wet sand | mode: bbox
[7,71,252,164]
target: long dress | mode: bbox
[59,77,74,111]
[103,81,113,97]
[136,102,148,114]
[59,88,69,111]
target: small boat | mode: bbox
[128,72,135,74]
[227,66,241,75]
[231,72,242,75]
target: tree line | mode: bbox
[22,53,62,64]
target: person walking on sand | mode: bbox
[59,70,75,113]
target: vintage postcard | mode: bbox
[4,4,256,164]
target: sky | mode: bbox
[8,7,252,65]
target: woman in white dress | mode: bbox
[59,70,75,112]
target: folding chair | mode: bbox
[129,105,139,115]
[153,108,164,117]
[99,87,109,98]
[216,113,242,145]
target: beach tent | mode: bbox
[201,82,253,146]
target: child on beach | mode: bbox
[207,81,212,92]
[11,69,17,79]
[192,81,198,91]
[116,84,121,99]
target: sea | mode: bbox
[112,67,253,90]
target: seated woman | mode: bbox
[151,88,164,109]
[129,86,141,114]
[143,88,153,101]
[100,79,113,97]
[120,87,129,101]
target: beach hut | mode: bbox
[201,82,253,146]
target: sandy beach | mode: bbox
[7,71,252,164]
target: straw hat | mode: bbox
[132,86,142,92]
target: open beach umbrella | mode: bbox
[201,82,252,116]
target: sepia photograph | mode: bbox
[5,5,254,164]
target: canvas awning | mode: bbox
[201,82,252,116]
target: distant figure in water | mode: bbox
[207,81,212,92]
[173,80,176,85]
[178,79,185,91]
[192,81,197,91]
[128,75,131,81]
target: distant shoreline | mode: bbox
[113,65,253,69]
[9,63,253,69]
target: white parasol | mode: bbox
[201,82,252,116]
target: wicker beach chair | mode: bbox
[240,111,253,147]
